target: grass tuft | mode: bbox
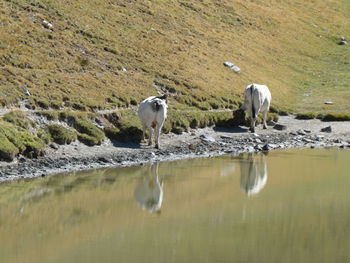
[46,124,77,145]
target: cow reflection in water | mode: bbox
[240,153,267,196]
[134,163,163,213]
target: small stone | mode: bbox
[22,87,31,96]
[42,19,53,29]
[321,126,332,133]
[267,120,276,126]
[338,40,347,45]
[302,138,314,143]
[289,131,298,136]
[188,144,196,150]
[262,144,276,151]
[254,144,263,151]
[200,135,215,143]
[220,135,232,140]
[98,157,110,163]
[274,124,287,131]
[325,101,333,105]
[50,143,59,150]
[297,129,306,135]
[304,129,311,133]
[334,139,343,144]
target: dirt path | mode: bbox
[0,116,349,182]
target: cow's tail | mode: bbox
[250,84,256,118]
[151,100,162,112]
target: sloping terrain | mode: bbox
[0,0,349,160]
[1,0,349,113]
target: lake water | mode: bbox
[1,148,350,263]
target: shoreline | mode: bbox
[1,116,349,182]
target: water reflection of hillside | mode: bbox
[239,153,267,196]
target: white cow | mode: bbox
[134,163,163,213]
[138,95,168,149]
[242,84,271,133]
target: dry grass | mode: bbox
[0,0,349,114]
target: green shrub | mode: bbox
[36,111,58,121]
[77,133,101,146]
[59,111,105,145]
[47,124,77,145]
[321,113,350,122]
[296,112,317,120]
[0,133,19,161]
[3,110,35,129]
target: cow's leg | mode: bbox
[262,110,268,129]
[154,123,162,149]
[147,124,153,146]
[250,117,255,133]
[142,123,146,141]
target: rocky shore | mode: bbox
[0,116,349,182]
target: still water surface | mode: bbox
[1,148,350,263]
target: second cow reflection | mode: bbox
[240,153,267,196]
[134,163,163,213]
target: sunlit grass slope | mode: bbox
[1,0,349,113]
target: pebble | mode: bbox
[200,135,215,143]
[297,129,307,135]
[274,124,287,131]
[321,126,332,133]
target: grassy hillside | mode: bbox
[1,0,349,113]
[0,0,349,159]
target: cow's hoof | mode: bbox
[250,128,255,133]
[155,144,159,149]
[263,126,267,129]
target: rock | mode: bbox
[302,93,309,97]
[42,19,53,29]
[254,144,263,151]
[50,143,59,150]
[98,157,110,163]
[22,87,31,96]
[316,135,325,141]
[223,61,240,73]
[302,138,314,143]
[338,40,347,45]
[200,135,215,143]
[321,126,332,133]
[255,138,262,143]
[267,120,276,126]
[274,124,287,131]
[289,131,298,136]
[334,138,343,144]
[262,144,276,151]
[325,101,334,105]
[188,144,196,150]
[297,129,306,135]
[220,135,232,140]
[304,129,311,133]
